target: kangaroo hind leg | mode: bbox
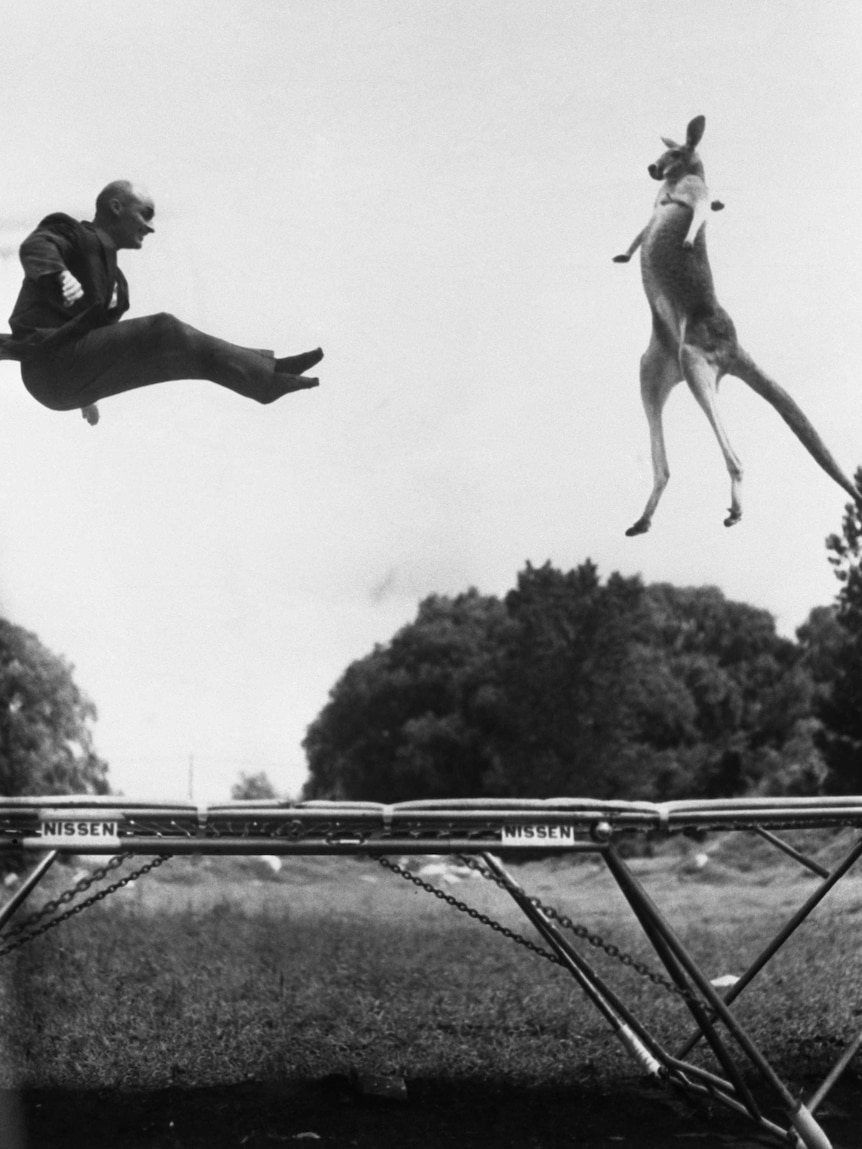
[681,347,743,527]
[626,340,681,536]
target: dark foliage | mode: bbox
[0,617,108,797]
[303,561,820,802]
[818,469,862,792]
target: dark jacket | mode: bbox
[0,214,129,360]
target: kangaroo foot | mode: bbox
[625,517,651,537]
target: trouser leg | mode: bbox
[21,313,290,410]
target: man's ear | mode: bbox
[108,198,123,217]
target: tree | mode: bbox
[303,589,510,801]
[301,563,822,803]
[304,563,656,802]
[796,605,846,695]
[231,771,279,801]
[483,561,647,798]
[637,584,817,798]
[0,618,109,795]
[818,471,862,792]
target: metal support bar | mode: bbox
[659,1058,791,1141]
[676,832,862,1060]
[754,827,830,878]
[603,846,833,1149]
[807,1025,862,1116]
[12,837,602,857]
[482,853,797,1144]
[479,853,665,1078]
[0,851,58,932]
[603,850,764,1120]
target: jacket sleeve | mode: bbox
[18,215,80,281]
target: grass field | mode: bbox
[1,832,862,1147]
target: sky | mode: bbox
[1,0,861,803]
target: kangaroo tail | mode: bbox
[732,348,861,504]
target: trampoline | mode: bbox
[3,793,862,1149]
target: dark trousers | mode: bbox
[21,313,282,410]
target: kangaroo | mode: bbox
[614,114,859,536]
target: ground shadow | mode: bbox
[6,1076,861,1148]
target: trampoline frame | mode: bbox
[3,794,862,1149]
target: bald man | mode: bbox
[0,181,322,425]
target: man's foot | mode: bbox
[275,347,324,375]
[273,374,319,399]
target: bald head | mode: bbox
[93,181,155,250]
[95,180,136,217]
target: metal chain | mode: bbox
[377,853,692,1004]
[0,855,171,958]
[1,854,129,940]
[375,856,564,967]
[455,854,695,1003]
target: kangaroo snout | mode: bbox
[648,163,663,180]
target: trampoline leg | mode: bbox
[479,853,665,1079]
[676,832,862,1061]
[605,851,764,1121]
[603,846,834,1149]
[791,1104,835,1149]
[0,851,58,932]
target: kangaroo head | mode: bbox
[648,115,706,183]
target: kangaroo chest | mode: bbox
[640,204,716,336]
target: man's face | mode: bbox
[112,189,156,250]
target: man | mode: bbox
[0,181,322,425]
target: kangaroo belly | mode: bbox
[640,207,735,359]
[641,211,715,308]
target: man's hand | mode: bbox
[81,404,100,426]
[60,270,84,308]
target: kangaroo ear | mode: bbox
[686,116,706,149]
[661,136,680,149]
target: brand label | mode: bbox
[501,823,577,846]
[31,819,121,848]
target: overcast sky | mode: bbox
[1,1,861,802]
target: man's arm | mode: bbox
[19,216,84,306]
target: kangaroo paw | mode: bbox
[724,508,742,528]
[625,518,651,537]
[710,200,725,211]
[613,253,632,263]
